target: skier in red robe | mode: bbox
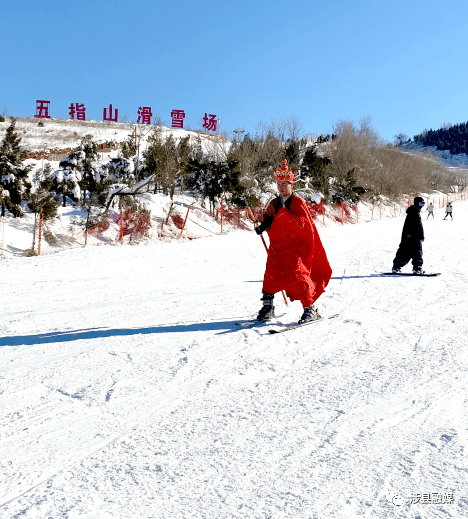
[255,159,332,323]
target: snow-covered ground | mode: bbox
[1,198,467,518]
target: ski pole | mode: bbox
[247,207,288,306]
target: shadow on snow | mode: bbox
[0,320,249,346]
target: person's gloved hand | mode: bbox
[255,226,263,235]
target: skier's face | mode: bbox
[277,181,293,198]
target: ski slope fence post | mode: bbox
[220,202,223,234]
[247,206,288,306]
[38,213,43,255]
[180,206,191,236]
[120,208,123,245]
[0,217,4,260]
[163,202,174,229]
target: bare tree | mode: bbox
[152,113,165,127]
[0,106,9,120]
[394,133,410,146]
[326,118,439,197]
[283,116,304,141]
[254,119,287,141]
[451,165,468,192]
[427,163,448,190]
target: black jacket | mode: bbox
[256,195,294,233]
[401,205,424,241]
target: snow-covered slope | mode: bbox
[0,117,226,158]
[401,142,468,170]
[1,200,467,518]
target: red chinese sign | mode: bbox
[103,104,119,122]
[137,106,152,124]
[32,100,219,130]
[171,109,185,129]
[203,113,217,132]
[69,103,86,121]
[34,100,51,119]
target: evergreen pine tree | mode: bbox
[27,163,60,220]
[52,150,84,206]
[0,118,32,216]
[27,163,60,252]
[121,131,137,159]
[284,140,301,171]
[76,137,115,232]
[331,168,366,204]
[79,137,101,204]
[300,145,331,198]
[143,129,189,198]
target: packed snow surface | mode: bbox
[1,202,467,518]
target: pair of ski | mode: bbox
[236,313,339,334]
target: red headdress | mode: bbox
[274,158,295,183]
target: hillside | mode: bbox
[0,117,227,160]
[413,121,468,157]
[400,142,468,170]
[1,116,466,262]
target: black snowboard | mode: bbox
[382,272,440,277]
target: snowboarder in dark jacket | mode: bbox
[392,196,425,274]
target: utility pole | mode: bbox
[233,127,245,142]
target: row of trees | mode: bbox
[1,117,467,226]
[331,118,468,197]
[413,121,468,155]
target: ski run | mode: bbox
[1,199,467,519]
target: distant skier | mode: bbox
[444,202,453,220]
[392,196,425,275]
[427,203,434,219]
[254,159,332,324]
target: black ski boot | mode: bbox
[298,304,321,324]
[392,262,401,274]
[257,294,275,321]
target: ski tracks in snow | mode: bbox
[1,206,468,517]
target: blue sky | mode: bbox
[2,0,468,142]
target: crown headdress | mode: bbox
[274,158,295,182]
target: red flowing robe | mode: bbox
[262,195,332,307]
